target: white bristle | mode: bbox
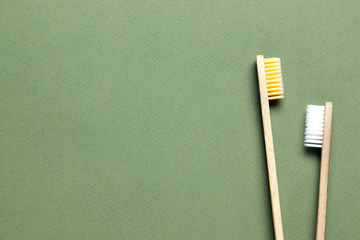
[304,105,325,148]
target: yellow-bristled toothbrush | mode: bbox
[304,103,333,240]
[256,55,284,240]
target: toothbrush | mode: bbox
[256,55,284,240]
[304,103,333,240]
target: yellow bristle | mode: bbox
[264,58,284,100]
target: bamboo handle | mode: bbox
[256,55,284,240]
[316,102,333,240]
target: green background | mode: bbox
[1,1,359,239]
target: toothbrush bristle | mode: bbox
[304,105,325,148]
[264,58,284,100]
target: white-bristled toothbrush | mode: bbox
[304,103,333,240]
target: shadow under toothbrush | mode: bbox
[304,145,322,240]
[252,63,276,240]
[303,110,322,240]
[304,145,322,159]
[269,99,281,107]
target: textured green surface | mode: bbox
[1,1,360,239]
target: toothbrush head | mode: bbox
[264,58,284,100]
[304,105,325,148]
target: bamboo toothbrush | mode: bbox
[304,103,333,240]
[256,55,284,240]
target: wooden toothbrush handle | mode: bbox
[256,55,284,240]
[316,102,333,240]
